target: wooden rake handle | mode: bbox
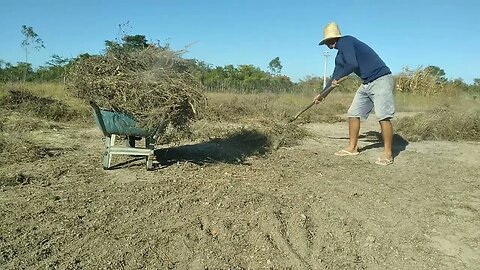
[291,77,347,121]
[292,102,315,121]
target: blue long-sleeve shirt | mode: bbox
[322,35,391,92]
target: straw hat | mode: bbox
[319,22,342,45]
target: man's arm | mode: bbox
[313,76,345,103]
[322,77,334,93]
[334,40,358,79]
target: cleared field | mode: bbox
[1,84,479,269]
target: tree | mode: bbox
[268,57,283,76]
[298,75,323,92]
[105,34,150,54]
[0,62,32,83]
[473,78,480,87]
[448,78,468,93]
[21,25,45,82]
[467,78,480,97]
[21,25,45,64]
[43,54,70,84]
[425,65,446,81]
[122,35,149,50]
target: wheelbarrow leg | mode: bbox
[145,137,155,170]
[103,134,115,170]
[127,136,142,147]
[127,136,136,147]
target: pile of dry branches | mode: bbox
[67,46,206,131]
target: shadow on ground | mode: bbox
[103,129,271,170]
[358,131,409,158]
[154,129,271,168]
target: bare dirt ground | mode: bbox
[1,114,479,269]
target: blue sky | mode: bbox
[1,0,479,83]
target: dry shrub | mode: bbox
[67,46,206,131]
[395,105,480,141]
[396,67,457,97]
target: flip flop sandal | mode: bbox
[375,157,393,165]
[334,149,360,156]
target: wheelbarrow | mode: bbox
[90,101,167,170]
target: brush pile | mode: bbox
[395,105,480,141]
[66,46,206,132]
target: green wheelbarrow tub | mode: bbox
[94,109,151,137]
[90,101,164,137]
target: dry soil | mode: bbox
[1,114,479,269]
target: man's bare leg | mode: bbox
[347,117,360,152]
[379,119,393,159]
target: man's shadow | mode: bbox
[357,131,409,158]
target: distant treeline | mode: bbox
[1,34,479,95]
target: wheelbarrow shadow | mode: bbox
[105,130,271,171]
[357,131,409,158]
[152,129,271,169]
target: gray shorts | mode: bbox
[347,74,395,121]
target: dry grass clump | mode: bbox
[0,103,73,166]
[0,132,67,165]
[0,172,36,188]
[259,120,309,149]
[233,119,309,150]
[292,101,346,124]
[0,86,80,121]
[192,118,309,151]
[66,46,206,131]
[200,92,345,124]
[8,82,91,115]
[395,105,480,141]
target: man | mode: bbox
[314,22,395,165]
